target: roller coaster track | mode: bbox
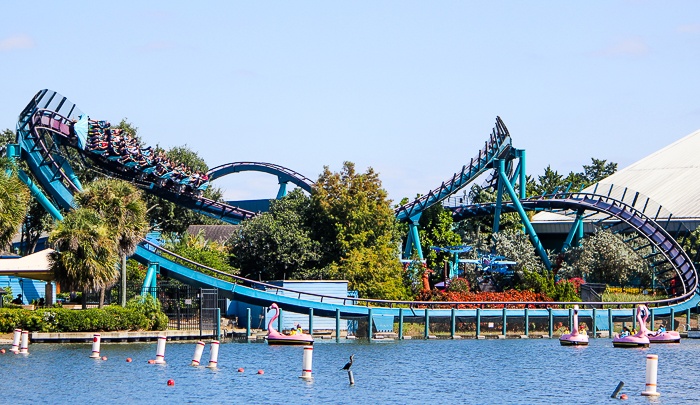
[16,90,257,224]
[395,117,513,223]
[448,192,699,298]
[207,161,314,193]
[13,89,699,319]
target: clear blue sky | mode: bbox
[1,1,698,203]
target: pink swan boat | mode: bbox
[559,305,589,346]
[612,305,650,348]
[266,303,314,345]
[639,305,681,344]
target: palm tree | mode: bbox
[74,179,149,307]
[0,160,30,251]
[48,208,118,309]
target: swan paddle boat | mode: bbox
[559,305,589,346]
[266,303,314,346]
[612,305,650,348]
[638,304,681,344]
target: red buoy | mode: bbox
[620,394,628,400]
[102,356,107,361]
[167,379,174,386]
[238,368,244,373]
[126,358,132,362]
[258,370,264,375]
[0,349,5,354]
[148,359,156,364]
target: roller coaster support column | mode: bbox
[7,144,64,221]
[276,180,288,199]
[497,159,552,270]
[403,215,424,260]
[492,161,505,234]
[562,210,584,252]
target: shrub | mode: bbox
[446,278,470,294]
[0,296,168,333]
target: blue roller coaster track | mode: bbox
[9,89,699,327]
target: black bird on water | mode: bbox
[341,354,354,370]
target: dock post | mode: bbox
[309,308,314,338]
[686,308,691,331]
[650,308,655,331]
[246,308,251,341]
[608,309,613,338]
[368,308,373,339]
[548,307,553,338]
[398,308,404,340]
[424,309,430,339]
[451,308,456,338]
[502,307,507,336]
[476,308,481,337]
[670,307,675,331]
[216,308,221,339]
[592,308,597,339]
[336,309,340,343]
[632,308,637,331]
[524,308,529,337]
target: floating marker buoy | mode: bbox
[11,329,21,353]
[102,356,107,361]
[148,359,156,364]
[1,349,5,354]
[126,358,132,362]
[155,336,167,364]
[191,341,205,366]
[620,394,628,400]
[299,345,313,379]
[207,341,219,369]
[19,331,29,354]
[641,354,661,397]
[238,368,244,373]
[257,370,264,375]
[90,334,101,359]
[167,379,174,386]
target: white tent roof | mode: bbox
[533,128,700,229]
[0,249,55,281]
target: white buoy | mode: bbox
[191,341,205,366]
[300,345,313,379]
[19,331,29,354]
[155,336,167,364]
[641,354,661,397]
[11,329,21,353]
[90,334,101,358]
[207,340,219,368]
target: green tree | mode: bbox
[534,165,566,195]
[74,179,149,307]
[48,208,118,309]
[310,162,410,300]
[583,158,617,184]
[163,230,236,278]
[229,189,320,280]
[418,204,462,271]
[0,161,30,251]
[143,144,225,233]
[560,230,651,285]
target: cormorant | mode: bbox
[341,354,354,370]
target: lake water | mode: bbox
[3,337,699,404]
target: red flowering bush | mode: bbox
[416,289,552,309]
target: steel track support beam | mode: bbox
[7,144,63,221]
[403,214,424,259]
[492,159,505,233]
[276,180,288,199]
[498,161,552,270]
[562,210,584,252]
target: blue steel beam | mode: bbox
[562,210,584,252]
[497,161,552,270]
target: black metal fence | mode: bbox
[82,282,219,332]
